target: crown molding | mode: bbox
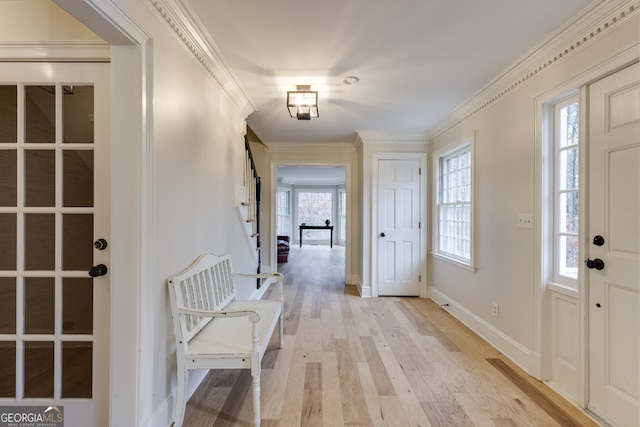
[264,141,357,153]
[430,0,640,139]
[354,131,430,148]
[0,41,110,61]
[146,0,255,118]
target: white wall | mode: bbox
[428,0,639,392]
[3,1,260,426]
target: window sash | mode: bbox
[435,141,473,266]
[553,98,579,283]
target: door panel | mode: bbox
[378,159,421,296]
[0,63,109,426]
[587,63,639,427]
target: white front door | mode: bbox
[587,63,639,427]
[378,158,422,296]
[0,62,110,426]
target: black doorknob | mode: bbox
[94,238,108,250]
[592,235,605,246]
[89,264,108,277]
[380,233,386,237]
[585,258,605,270]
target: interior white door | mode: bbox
[0,62,110,426]
[378,159,422,296]
[587,63,639,427]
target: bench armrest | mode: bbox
[233,272,284,304]
[178,307,261,322]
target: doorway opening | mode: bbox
[274,164,348,285]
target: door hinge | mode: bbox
[419,221,421,229]
[419,167,422,175]
[419,274,422,282]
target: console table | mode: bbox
[299,224,334,248]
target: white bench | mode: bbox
[167,253,284,427]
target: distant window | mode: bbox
[297,190,333,240]
[339,188,346,242]
[554,97,579,283]
[434,136,475,267]
[276,188,291,237]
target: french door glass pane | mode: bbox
[63,278,93,334]
[0,214,16,270]
[0,342,15,397]
[25,213,55,270]
[0,149,17,206]
[24,277,55,334]
[25,86,55,143]
[63,150,94,207]
[63,214,93,270]
[0,278,16,334]
[0,85,17,142]
[62,342,92,398]
[63,86,94,144]
[24,342,54,398]
[25,149,55,207]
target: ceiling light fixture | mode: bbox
[287,85,318,120]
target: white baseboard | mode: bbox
[141,392,172,427]
[355,276,371,297]
[430,288,533,374]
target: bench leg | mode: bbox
[278,313,284,349]
[252,371,261,427]
[174,367,187,427]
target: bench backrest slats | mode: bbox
[168,254,239,349]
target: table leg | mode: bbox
[299,227,302,248]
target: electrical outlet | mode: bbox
[492,302,499,318]
[517,213,532,229]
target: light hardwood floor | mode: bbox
[182,245,599,427]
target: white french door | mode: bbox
[0,62,110,426]
[587,63,639,427]
[377,158,423,296]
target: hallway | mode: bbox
[181,245,598,426]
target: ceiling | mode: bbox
[186,0,594,144]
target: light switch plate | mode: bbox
[517,213,532,229]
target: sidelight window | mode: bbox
[553,97,579,283]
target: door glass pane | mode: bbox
[0,150,17,206]
[62,342,92,398]
[25,149,55,207]
[25,214,55,270]
[63,214,93,271]
[63,86,94,144]
[0,342,15,397]
[63,278,92,334]
[63,150,94,207]
[0,278,16,334]
[0,214,16,270]
[25,86,55,143]
[24,277,54,334]
[0,85,17,143]
[24,341,54,398]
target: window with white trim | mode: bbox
[276,188,291,237]
[339,188,346,242]
[553,97,579,285]
[434,137,474,267]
